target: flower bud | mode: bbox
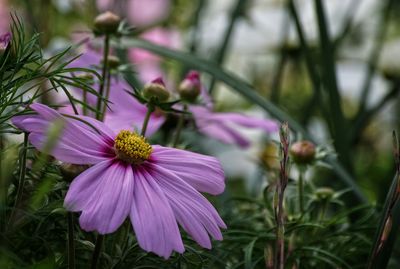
[60,163,90,181]
[76,72,95,85]
[178,71,201,102]
[143,77,170,102]
[315,187,334,200]
[289,140,316,165]
[104,55,120,69]
[260,142,280,170]
[94,11,121,34]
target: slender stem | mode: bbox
[8,132,28,227]
[83,90,88,116]
[90,234,104,269]
[67,212,75,269]
[173,104,187,147]
[96,34,110,120]
[274,123,290,269]
[141,104,155,137]
[298,170,304,214]
[101,70,112,120]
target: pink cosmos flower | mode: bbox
[0,0,9,33]
[0,32,11,50]
[96,0,170,28]
[129,27,181,83]
[12,103,226,258]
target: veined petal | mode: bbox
[212,112,279,132]
[145,162,226,249]
[65,159,134,234]
[12,103,114,164]
[130,166,184,259]
[197,121,251,148]
[191,106,277,148]
[150,146,225,195]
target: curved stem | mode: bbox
[67,212,75,269]
[90,234,104,269]
[173,104,187,147]
[141,104,155,137]
[96,34,110,120]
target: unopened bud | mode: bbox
[104,55,120,69]
[60,163,90,181]
[178,71,201,102]
[260,142,280,170]
[94,11,121,34]
[290,140,316,165]
[143,77,170,102]
[315,187,334,200]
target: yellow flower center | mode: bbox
[114,130,152,164]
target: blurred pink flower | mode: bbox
[96,0,170,27]
[12,103,226,258]
[129,27,181,83]
[0,0,9,33]
[0,32,11,50]
[128,0,170,27]
[184,71,279,148]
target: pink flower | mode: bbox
[184,71,279,148]
[96,0,170,28]
[129,27,180,84]
[190,106,278,148]
[0,32,11,50]
[127,0,170,27]
[12,103,226,258]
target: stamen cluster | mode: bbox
[114,130,152,164]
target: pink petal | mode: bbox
[12,103,114,164]
[130,166,184,258]
[65,160,134,234]
[191,106,278,148]
[212,112,279,132]
[128,0,171,27]
[151,146,225,195]
[145,162,226,249]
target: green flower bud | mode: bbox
[315,187,334,200]
[143,77,170,102]
[94,11,121,34]
[103,55,120,69]
[290,140,316,165]
[178,71,201,102]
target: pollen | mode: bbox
[114,130,152,164]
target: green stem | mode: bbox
[82,90,88,116]
[173,104,187,147]
[67,212,75,269]
[141,104,155,136]
[100,70,112,120]
[96,34,110,120]
[8,132,28,227]
[90,234,104,269]
[298,171,304,214]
